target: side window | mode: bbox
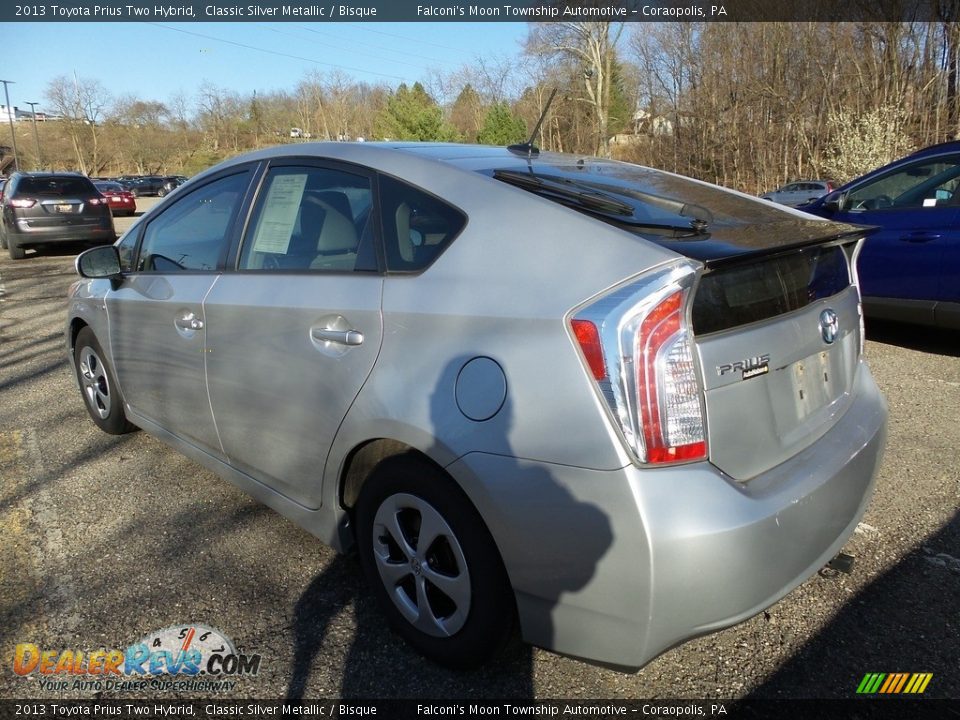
[137,172,248,272]
[378,174,466,272]
[239,166,373,272]
[847,156,960,211]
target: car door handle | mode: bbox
[311,328,364,346]
[175,312,204,331]
[900,232,941,243]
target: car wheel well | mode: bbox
[340,439,439,510]
[69,319,89,351]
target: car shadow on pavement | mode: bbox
[866,320,960,357]
[745,512,960,698]
[285,554,536,699]
[283,521,535,698]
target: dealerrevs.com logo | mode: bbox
[13,624,262,693]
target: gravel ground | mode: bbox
[0,224,956,703]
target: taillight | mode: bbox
[10,198,36,208]
[89,197,105,205]
[570,261,708,466]
[571,319,606,381]
[637,291,706,463]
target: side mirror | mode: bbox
[76,245,122,288]
[821,190,847,213]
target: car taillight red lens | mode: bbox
[10,198,36,208]
[637,291,707,464]
[89,197,105,205]
[570,261,708,466]
[571,319,606,381]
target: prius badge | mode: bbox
[820,308,839,344]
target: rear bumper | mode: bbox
[8,222,115,246]
[448,361,886,670]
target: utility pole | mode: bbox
[25,101,42,169]
[0,79,20,172]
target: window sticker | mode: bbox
[251,174,308,254]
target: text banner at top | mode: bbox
[3,0,956,23]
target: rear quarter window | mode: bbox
[378,174,466,272]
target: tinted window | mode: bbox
[17,176,96,196]
[847,156,960,210]
[239,166,374,272]
[692,245,850,335]
[378,174,466,272]
[137,172,247,272]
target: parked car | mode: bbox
[67,142,886,670]
[158,175,187,197]
[128,176,167,197]
[92,180,137,217]
[800,141,960,329]
[760,180,834,206]
[1,172,115,260]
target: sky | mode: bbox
[2,22,532,115]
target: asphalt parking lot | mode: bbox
[0,207,957,702]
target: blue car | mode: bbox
[801,141,960,329]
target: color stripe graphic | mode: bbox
[857,673,933,694]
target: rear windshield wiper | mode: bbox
[493,169,709,236]
[573,177,713,232]
[494,170,635,216]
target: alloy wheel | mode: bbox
[371,492,471,637]
[78,346,111,420]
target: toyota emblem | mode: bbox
[819,308,839,344]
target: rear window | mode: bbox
[692,244,850,335]
[17,176,97,197]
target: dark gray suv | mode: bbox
[1,172,116,260]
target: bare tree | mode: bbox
[527,21,625,156]
[44,74,111,174]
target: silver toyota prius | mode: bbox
[66,142,887,670]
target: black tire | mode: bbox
[355,454,516,669]
[8,238,25,260]
[73,327,137,435]
[157,187,167,197]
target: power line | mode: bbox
[149,23,412,84]
[341,23,478,53]
[290,24,451,66]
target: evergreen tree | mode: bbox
[478,103,528,146]
[373,82,455,141]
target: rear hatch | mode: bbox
[15,176,108,231]
[492,158,871,479]
[691,242,863,479]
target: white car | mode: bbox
[761,180,835,206]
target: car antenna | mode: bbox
[508,87,558,160]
